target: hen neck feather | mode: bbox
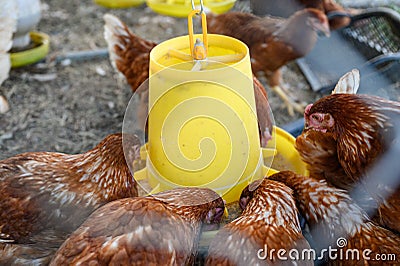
[149,188,221,225]
[67,140,133,200]
[240,181,301,233]
[273,14,318,56]
[293,176,367,236]
[323,95,400,179]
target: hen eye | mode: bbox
[311,114,321,122]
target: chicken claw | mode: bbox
[271,85,307,116]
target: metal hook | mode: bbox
[191,0,204,14]
[188,9,208,60]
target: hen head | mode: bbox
[150,187,225,224]
[301,69,400,181]
[284,8,330,40]
[239,179,263,210]
[279,8,330,58]
[304,69,361,134]
[303,8,330,37]
[304,102,335,133]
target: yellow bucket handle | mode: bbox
[188,9,208,60]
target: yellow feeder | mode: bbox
[132,9,307,203]
[146,0,236,18]
[11,32,50,68]
[93,0,145,8]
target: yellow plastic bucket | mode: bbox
[142,34,265,203]
[132,34,307,203]
[93,0,145,8]
[10,32,49,68]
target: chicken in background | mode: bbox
[253,75,274,146]
[0,0,16,85]
[207,8,330,116]
[250,0,352,30]
[297,69,400,234]
[206,174,312,265]
[104,15,156,93]
[103,14,273,147]
[0,230,68,266]
[0,133,141,264]
[290,0,354,30]
[0,0,17,113]
[270,171,400,265]
[50,187,225,265]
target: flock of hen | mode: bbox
[1,0,400,265]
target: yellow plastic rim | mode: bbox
[268,126,308,176]
[134,126,308,203]
[93,0,145,8]
[10,32,50,68]
[146,0,236,17]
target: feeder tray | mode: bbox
[296,7,400,101]
[10,31,50,68]
[146,0,236,17]
[93,0,145,8]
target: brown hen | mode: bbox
[207,8,330,116]
[0,133,140,264]
[271,171,400,265]
[206,174,312,265]
[50,187,225,265]
[299,69,400,234]
[103,14,273,146]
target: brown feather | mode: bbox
[50,188,225,265]
[253,76,273,147]
[0,133,141,263]
[303,93,400,233]
[206,176,312,265]
[295,129,352,190]
[104,14,157,92]
[271,171,400,265]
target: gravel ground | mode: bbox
[341,0,400,7]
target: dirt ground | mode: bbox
[0,0,397,160]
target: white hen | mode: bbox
[0,0,17,113]
[0,0,17,86]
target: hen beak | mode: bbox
[304,104,313,130]
[224,206,229,218]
